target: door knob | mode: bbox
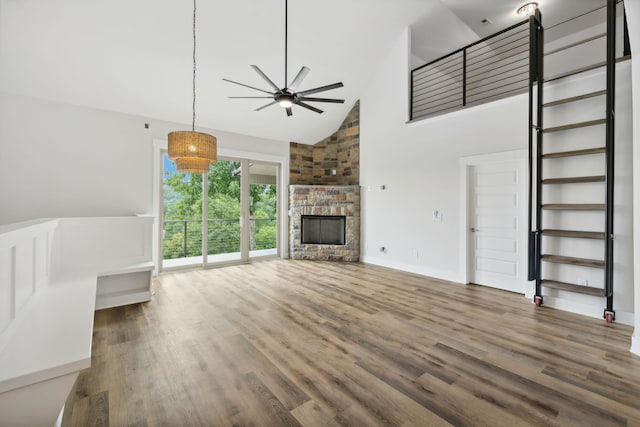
[470,227,478,232]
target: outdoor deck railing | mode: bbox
[163,218,277,259]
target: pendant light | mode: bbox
[168,0,217,174]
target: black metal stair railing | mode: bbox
[411,19,530,121]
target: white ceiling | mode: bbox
[0,0,605,145]
[411,0,607,65]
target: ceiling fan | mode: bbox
[222,0,344,117]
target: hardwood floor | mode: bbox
[62,260,640,426]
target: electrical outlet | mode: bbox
[579,279,589,286]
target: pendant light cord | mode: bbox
[192,0,197,132]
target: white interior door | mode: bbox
[469,160,527,294]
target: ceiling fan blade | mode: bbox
[296,82,344,97]
[255,101,278,111]
[251,65,281,92]
[296,102,324,114]
[228,96,274,99]
[286,107,293,117]
[297,97,345,104]
[222,78,274,95]
[289,66,310,92]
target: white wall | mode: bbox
[0,92,288,225]
[361,28,528,283]
[625,0,640,355]
[360,27,635,324]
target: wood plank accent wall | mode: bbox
[290,101,359,186]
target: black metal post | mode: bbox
[183,220,188,258]
[623,6,631,57]
[527,12,536,282]
[410,71,414,121]
[604,0,616,320]
[462,49,467,107]
[532,9,544,304]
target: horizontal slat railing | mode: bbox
[163,218,277,260]
[411,19,529,121]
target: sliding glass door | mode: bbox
[161,154,280,270]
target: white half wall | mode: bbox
[0,92,289,225]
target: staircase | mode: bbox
[528,0,629,323]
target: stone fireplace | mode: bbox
[289,185,360,261]
[288,101,360,261]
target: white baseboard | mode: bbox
[360,257,636,328]
[541,295,634,326]
[361,256,464,284]
[632,333,640,356]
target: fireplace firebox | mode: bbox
[301,215,346,245]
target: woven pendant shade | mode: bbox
[168,0,217,175]
[168,131,217,173]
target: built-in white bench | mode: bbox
[97,262,155,310]
[0,216,154,426]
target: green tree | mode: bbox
[163,158,277,257]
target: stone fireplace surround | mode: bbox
[289,185,360,261]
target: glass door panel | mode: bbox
[161,152,204,269]
[248,162,278,258]
[206,159,242,264]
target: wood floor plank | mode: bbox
[431,343,627,426]
[62,260,640,426]
[481,350,640,425]
[240,372,303,427]
[223,334,311,410]
[291,400,342,427]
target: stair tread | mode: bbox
[542,229,605,239]
[542,176,605,184]
[544,55,631,82]
[542,204,605,210]
[544,119,606,133]
[543,90,607,107]
[543,147,606,158]
[545,61,607,82]
[541,254,605,268]
[541,280,605,296]
[543,33,607,57]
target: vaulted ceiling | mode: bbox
[0,0,604,144]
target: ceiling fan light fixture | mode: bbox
[517,2,538,17]
[223,0,344,117]
[278,94,294,108]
